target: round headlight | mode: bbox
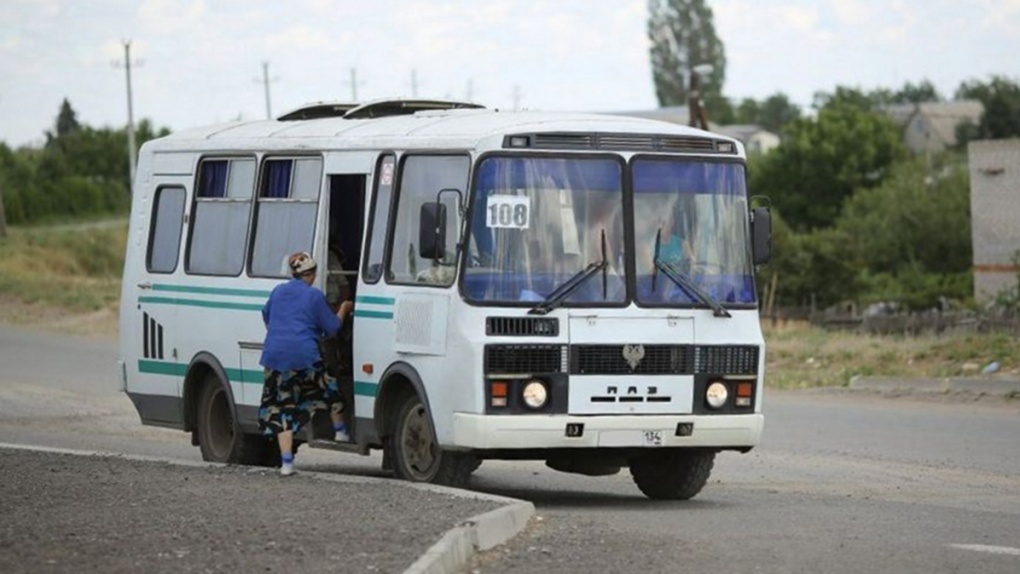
[522,380,549,409]
[705,381,729,409]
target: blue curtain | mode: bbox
[265,160,292,198]
[198,160,228,198]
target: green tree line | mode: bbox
[0,99,169,225]
[647,0,1020,312]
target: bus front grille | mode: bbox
[485,344,567,374]
[569,344,759,376]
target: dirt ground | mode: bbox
[0,295,118,339]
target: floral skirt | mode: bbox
[258,361,343,437]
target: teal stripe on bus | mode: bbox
[355,295,396,306]
[354,309,393,319]
[139,296,263,311]
[152,284,272,298]
[139,360,263,384]
[354,381,379,397]
[138,359,186,376]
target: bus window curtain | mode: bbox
[265,160,292,198]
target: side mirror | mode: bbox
[419,202,447,261]
[751,206,772,265]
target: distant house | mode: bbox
[881,100,984,155]
[607,107,780,154]
[713,124,780,155]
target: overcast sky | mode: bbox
[1,0,1018,147]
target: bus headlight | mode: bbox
[705,381,728,409]
[522,379,549,410]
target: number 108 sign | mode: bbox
[486,195,531,229]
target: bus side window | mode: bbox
[362,154,396,284]
[187,158,255,276]
[147,186,186,273]
[249,157,322,277]
[386,154,469,286]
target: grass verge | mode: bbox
[765,321,1020,389]
[0,221,127,312]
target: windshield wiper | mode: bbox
[653,258,732,318]
[529,230,609,315]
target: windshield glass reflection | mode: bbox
[633,158,756,305]
[463,156,626,305]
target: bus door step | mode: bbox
[308,439,370,456]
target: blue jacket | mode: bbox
[260,278,342,371]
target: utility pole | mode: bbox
[112,40,141,188]
[511,85,522,110]
[345,68,364,102]
[410,69,420,98]
[255,61,278,119]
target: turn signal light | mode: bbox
[736,382,753,397]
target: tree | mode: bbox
[836,155,972,308]
[956,75,1020,139]
[752,87,905,231]
[647,0,726,112]
[46,98,81,145]
[734,93,801,134]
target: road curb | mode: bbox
[0,443,535,574]
[849,376,1020,397]
[403,501,535,574]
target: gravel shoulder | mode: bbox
[0,447,501,574]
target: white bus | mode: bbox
[118,99,771,500]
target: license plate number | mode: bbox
[642,430,663,446]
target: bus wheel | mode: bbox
[196,376,267,465]
[629,449,715,500]
[390,393,472,487]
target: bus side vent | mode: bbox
[693,345,759,375]
[485,344,566,374]
[570,344,690,375]
[486,317,559,337]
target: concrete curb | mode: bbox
[0,443,535,574]
[403,501,535,574]
[849,376,1020,397]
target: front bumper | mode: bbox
[451,412,763,450]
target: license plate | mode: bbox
[642,430,663,446]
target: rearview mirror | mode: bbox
[419,202,447,261]
[751,206,772,265]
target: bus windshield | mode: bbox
[633,158,756,306]
[463,156,626,305]
[462,155,756,307]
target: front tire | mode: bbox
[629,449,716,500]
[195,376,269,465]
[390,392,473,487]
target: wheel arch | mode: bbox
[373,361,432,440]
[183,352,238,433]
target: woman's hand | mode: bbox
[337,300,353,320]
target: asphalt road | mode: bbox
[2,324,1019,573]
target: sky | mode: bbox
[1,0,1018,147]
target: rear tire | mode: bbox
[195,376,269,465]
[629,449,715,500]
[390,392,473,487]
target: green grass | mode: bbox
[765,321,1020,389]
[0,221,127,311]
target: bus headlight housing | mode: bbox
[522,379,549,410]
[705,381,728,409]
